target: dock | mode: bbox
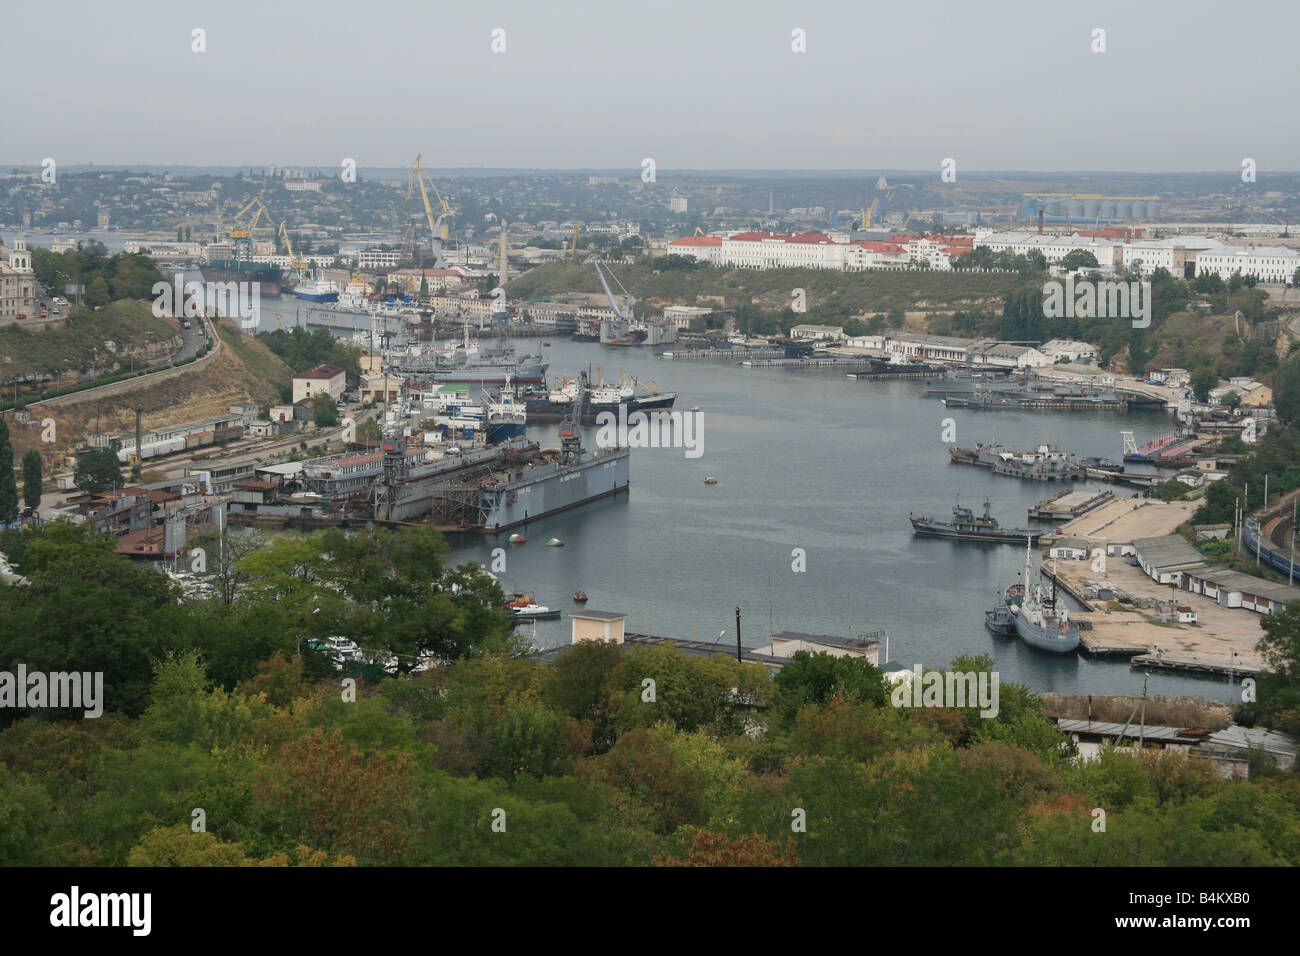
[1129,650,1262,678]
[1029,489,1114,520]
[661,348,785,360]
[742,357,877,369]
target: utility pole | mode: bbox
[734,606,742,662]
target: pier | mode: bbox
[1029,489,1115,520]
[662,348,785,360]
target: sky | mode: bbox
[6,0,1298,172]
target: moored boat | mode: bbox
[910,499,1041,544]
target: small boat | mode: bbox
[690,405,700,412]
[508,603,562,621]
[704,476,718,484]
[508,533,526,544]
[572,591,588,603]
[546,537,564,547]
[542,342,552,347]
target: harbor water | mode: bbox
[213,296,1238,702]
[419,336,1238,703]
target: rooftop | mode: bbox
[294,364,346,380]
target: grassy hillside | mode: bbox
[0,300,177,378]
[507,261,1028,314]
[10,318,292,458]
[216,318,293,397]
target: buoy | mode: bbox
[546,537,564,547]
[704,476,718,484]
[508,533,526,544]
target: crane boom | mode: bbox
[584,254,633,321]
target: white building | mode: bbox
[357,249,403,270]
[663,231,970,273]
[970,343,1050,369]
[1196,246,1300,283]
[1121,236,1227,277]
[973,231,1123,270]
[1040,339,1098,364]
[0,236,36,323]
[663,305,714,330]
[668,196,688,214]
[790,324,846,341]
[292,364,347,404]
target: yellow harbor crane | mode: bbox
[227,197,273,260]
[407,154,455,265]
[278,221,309,280]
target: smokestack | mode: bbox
[1038,209,1044,235]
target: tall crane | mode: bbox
[585,254,634,323]
[228,197,272,261]
[278,221,308,280]
[407,154,454,266]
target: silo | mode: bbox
[1146,201,1160,219]
[1046,200,1064,216]
[1115,201,1132,219]
[1083,200,1100,219]
[1100,200,1116,218]
[1067,201,1085,220]
[1022,199,1037,220]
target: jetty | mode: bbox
[1029,489,1115,520]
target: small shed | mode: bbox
[571,610,627,645]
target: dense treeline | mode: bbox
[0,522,1298,866]
[29,243,163,309]
[257,327,364,393]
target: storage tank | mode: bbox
[1100,200,1116,218]
[1083,200,1100,218]
[1147,201,1160,219]
[1067,201,1085,220]
[1115,201,1132,219]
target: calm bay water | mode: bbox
[413,336,1236,703]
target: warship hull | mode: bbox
[1011,606,1081,652]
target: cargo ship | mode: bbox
[202,261,284,293]
[293,278,340,303]
[910,499,1042,544]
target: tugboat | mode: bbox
[910,499,1041,544]
[985,599,1016,635]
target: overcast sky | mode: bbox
[7,0,1297,172]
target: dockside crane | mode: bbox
[228,197,272,261]
[278,221,309,281]
[407,154,455,266]
[584,254,634,324]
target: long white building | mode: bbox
[1196,246,1300,283]
[665,232,973,272]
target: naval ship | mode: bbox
[1007,539,1081,653]
[949,442,1088,481]
[910,499,1042,544]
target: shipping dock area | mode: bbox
[1029,489,1115,520]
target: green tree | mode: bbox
[1273,355,1300,425]
[1190,365,1218,404]
[73,446,122,493]
[0,420,17,523]
[313,394,340,428]
[21,449,42,510]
